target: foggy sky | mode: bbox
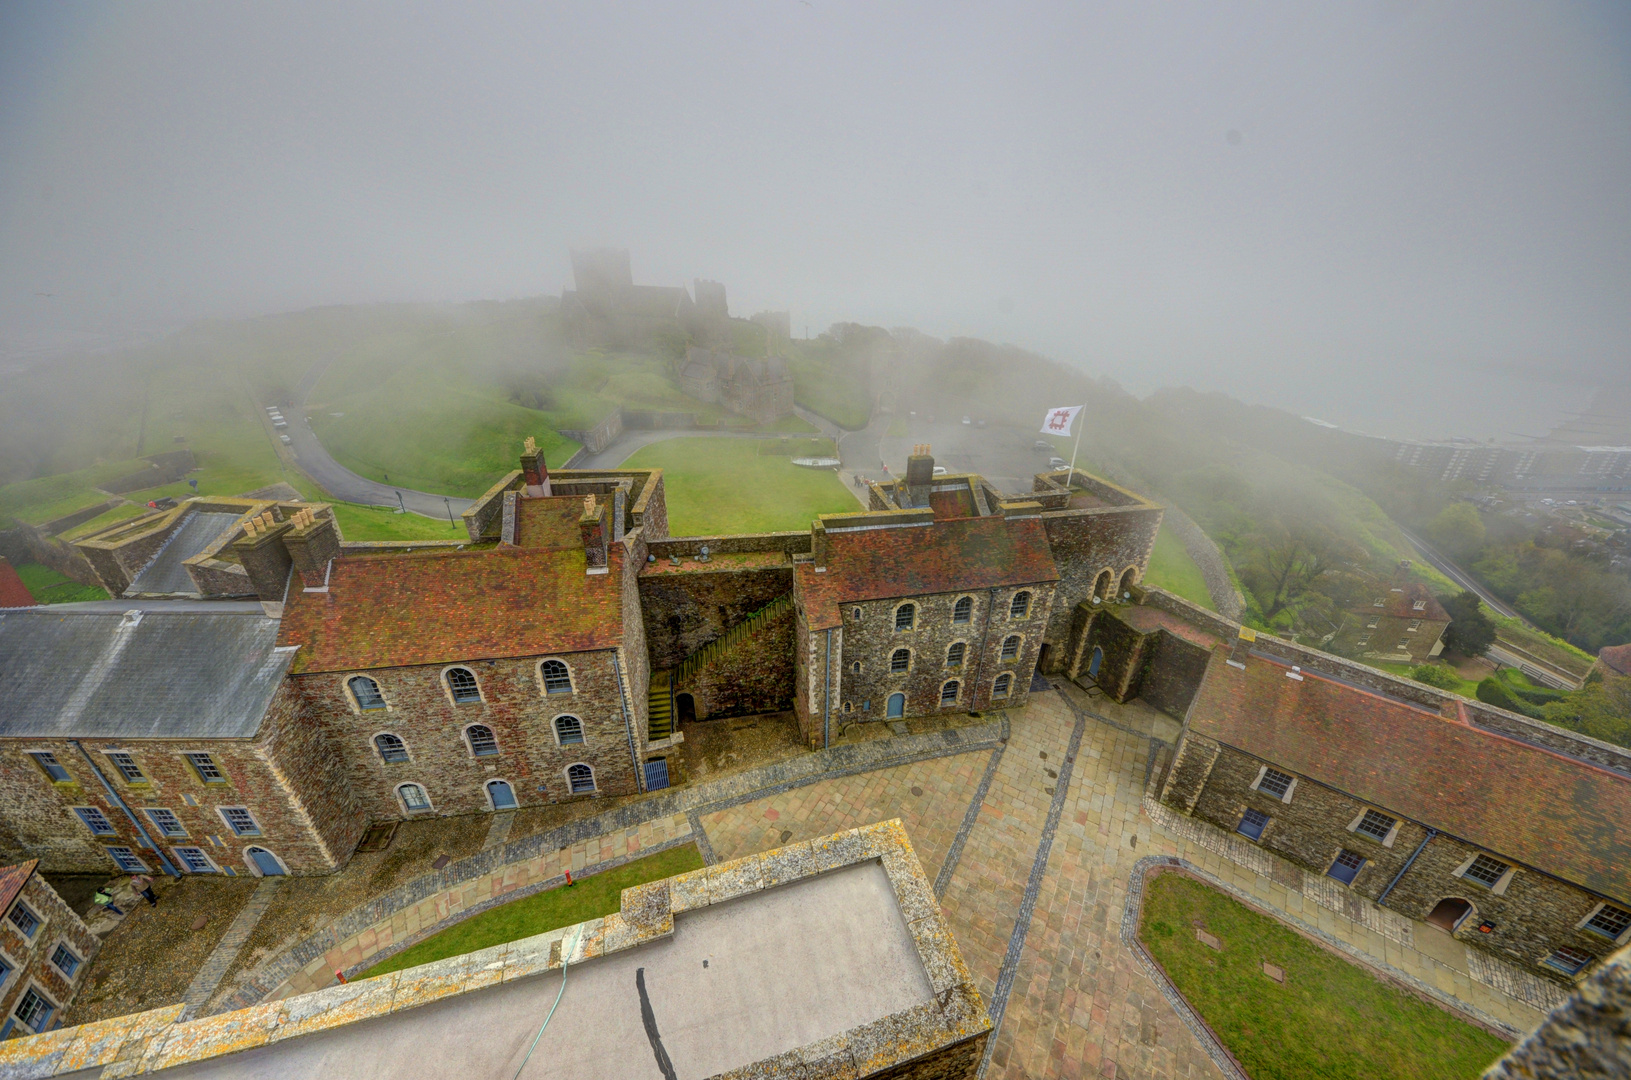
[3,2,1629,439]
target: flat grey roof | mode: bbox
[141,861,932,1079]
[0,608,292,739]
[127,512,244,595]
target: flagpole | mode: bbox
[1065,404,1085,489]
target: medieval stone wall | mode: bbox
[1038,507,1162,668]
[1078,609,1152,702]
[638,565,794,670]
[1173,739,1628,985]
[255,682,364,871]
[292,650,642,823]
[833,585,1053,725]
[0,729,344,877]
[681,602,796,720]
[0,874,101,1032]
[1140,632,1212,719]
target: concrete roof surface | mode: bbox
[127,512,244,595]
[0,608,292,739]
[137,861,932,1079]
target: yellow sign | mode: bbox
[1237,627,1257,642]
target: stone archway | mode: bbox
[1426,897,1473,932]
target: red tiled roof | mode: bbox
[0,558,35,608]
[0,860,38,917]
[515,496,586,551]
[1350,582,1448,622]
[1187,651,1631,901]
[1599,644,1631,677]
[797,516,1057,631]
[1115,606,1220,650]
[928,488,977,521]
[279,546,624,673]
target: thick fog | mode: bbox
[2,2,1628,438]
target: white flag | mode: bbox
[1040,405,1082,436]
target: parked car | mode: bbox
[960,415,971,425]
[1049,457,1068,470]
[932,466,947,476]
[1033,440,1052,452]
[279,434,291,444]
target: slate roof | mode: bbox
[127,512,243,595]
[0,609,293,739]
[1599,644,1631,678]
[1350,582,1449,622]
[0,861,37,918]
[797,517,1058,631]
[278,545,624,674]
[1187,650,1631,902]
[0,558,34,608]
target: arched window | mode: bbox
[940,680,960,706]
[486,779,517,810]
[397,783,431,813]
[446,667,480,703]
[851,661,862,674]
[1001,635,1021,661]
[946,642,965,668]
[374,733,409,763]
[993,673,1013,699]
[852,607,863,621]
[465,724,498,757]
[540,660,573,694]
[1010,591,1031,619]
[555,715,584,745]
[891,648,911,673]
[567,764,595,794]
[895,603,916,631]
[1094,570,1113,600]
[952,597,973,625]
[843,701,853,713]
[349,676,385,710]
[1118,568,1138,596]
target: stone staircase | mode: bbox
[674,596,792,690]
[648,670,674,741]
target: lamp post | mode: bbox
[444,497,455,529]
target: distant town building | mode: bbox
[1329,582,1450,663]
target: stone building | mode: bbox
[1076,585,1631,988]
[678,347,795,424]
[1328,581,1450,663]
[558,250,734,349]
[0,606,358,879]
[0,860,100,1039]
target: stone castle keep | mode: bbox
[3,442,1630,1001]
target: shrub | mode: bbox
[1476,676,1540,718]
[1409,664,1461,690]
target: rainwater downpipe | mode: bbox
[610,649,644,793]
[1377,828,1438,906]
[71,740,179,877]
[823,628,833,749]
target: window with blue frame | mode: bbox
[1236,807,1270,841]
[1327,849,1365,885]
[7,903,39,938]
[51,944,80,978]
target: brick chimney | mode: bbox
[905,444,934,508]
[281,508,341,589]
[520,436,551,497]
[579,494,608,572]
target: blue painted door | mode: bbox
[487,780,517,810]
[248,848,284,876]
[1088,647,1103,678]
[886,693,905,718]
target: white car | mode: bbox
[960,415,971,425]
[279,434,291,444]
[932,466,947,476]
[1049,457,1068,470]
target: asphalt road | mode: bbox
[275,358,474,520]
[1397,525,1522,620]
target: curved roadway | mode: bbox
[1396,525,1522,620]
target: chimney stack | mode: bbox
[905,444,934,507]
[282,508,341,589]
[520,436,551,497]
[579,494,608,572]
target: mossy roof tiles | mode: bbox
[797,517,1057,631]
[278,546,622,674]
[1349,582,1449,621]
[514,496,587,551]
[1188,650,1631,901]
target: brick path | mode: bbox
[180,878,283,1018]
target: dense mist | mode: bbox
[3,2,1630,438]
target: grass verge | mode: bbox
[14,563,110,604]
[1139,873,1508,1080]
[1143,524,1214,611]
[622,437,859,534]
[328,501,467,542]
[360,844,703,979]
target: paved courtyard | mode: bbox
[85,686,1552,1078]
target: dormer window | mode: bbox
[1372,598,1384,607]
[1412,600,1427,611]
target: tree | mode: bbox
[1425,502,1486,560]
[1441,590,1496,656]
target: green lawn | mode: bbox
[1143,523,1214,611]
[786,353,871,429]
[1140,874,1508,1080]
[0,460,148,528]
[360,845,703,979]
[1369,659,1481,698]
[57,503,153,541]
[14,563,110,604]
[622,437,860,535]
[328,501,466,542]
